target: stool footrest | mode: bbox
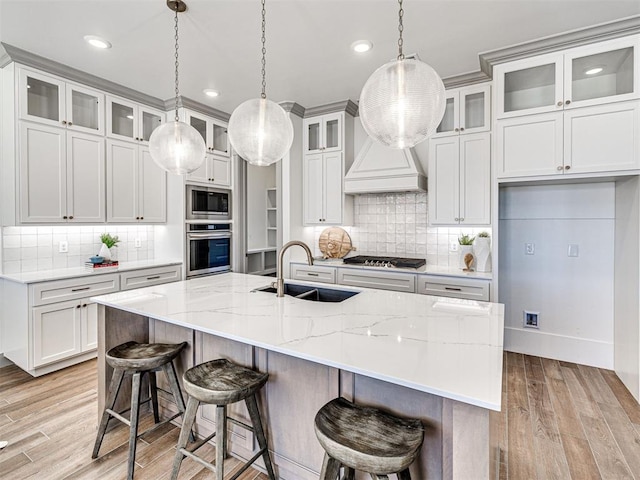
[228,447,268,480]
[178,447,219,473]
[227,416,254,433]
[187,430,218,453]
[106,408,132,427]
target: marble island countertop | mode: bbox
[92,272,504,411]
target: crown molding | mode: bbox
[280,101,305,117]
[171,96,230,122]
[442,70,491,89]
[1,42,166,109]
[479,15,640,77]
[305,99,358,118]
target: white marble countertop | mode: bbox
[293,258,493,280]
[0,259,183,284]
[92,272,504,410]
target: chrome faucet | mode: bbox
[275,240,314,297]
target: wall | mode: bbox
[1,224,156,273]
[499,182,615,368]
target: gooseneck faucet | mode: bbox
[276,240,314,297]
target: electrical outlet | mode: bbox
[58,241,68,253]
[524,311,540,329]
[525,243,535,255]
[568,244,579,257]
[449,242,459,252]
[135,238,142,248]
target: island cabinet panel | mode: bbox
[258,349,339,480]
[194,332,255,455]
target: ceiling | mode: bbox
[1,1,639,114]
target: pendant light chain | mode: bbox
[260,0,267,99]
[174,8,180,121]
[397,0,404,60]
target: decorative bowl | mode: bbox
[90,256,104,264]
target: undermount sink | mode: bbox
[253,283,359,303]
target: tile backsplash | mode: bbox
[2,225,155,274]
[311,192,491,268]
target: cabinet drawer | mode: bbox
[120,265,181,291]
[31,274,119,307]
[290,264,336,284]
[417,275,489,301]
[337,269,416,293]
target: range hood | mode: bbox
[344,137,426,194]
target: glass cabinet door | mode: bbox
[460,85,490,134]
[66,84,104,134]
[323,114,342,152]
[140,108,163,143]
[19,69,65,126]
[211,123,229,155]
[435,94,458,136]
[305,119,322,153]
[565,38,637,108]
[108,99,135,140]
[188,113,209,148]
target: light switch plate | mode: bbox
[568,244,579,257]
[135,238,142,248]
[525,243,535,255]
[58,241,68,253]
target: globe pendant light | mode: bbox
[149,0,206,175]
[228,0,293,167]
[359,0,446,149]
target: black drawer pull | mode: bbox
[306,273,319,277]
[71,287,91,292]
[444,287,462,291]
[146,276,161,280]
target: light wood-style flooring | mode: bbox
[1,354,640,479]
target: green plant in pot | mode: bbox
[458,234,475,245]
[98,233,120,262]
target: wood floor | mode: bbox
[1,354,640,479]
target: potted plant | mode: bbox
[458,234,475,270]
[98,233,120,262]
[474,231,492,272]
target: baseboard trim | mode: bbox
[504,327,613,369]
[0,354,13,368]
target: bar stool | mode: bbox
[171,358,277,480]
[92,341,190,480]
[314,397,424,480]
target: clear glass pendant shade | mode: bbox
[359,58,446,149]
[149,121,206,175]
[228,98,294,167]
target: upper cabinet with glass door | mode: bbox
[18,67,105,135]
[303,113,342,154]
[433,84,491,137]
[106,95,164,145]
[183,109,229,156]
[496,35,639,119]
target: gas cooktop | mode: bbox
[342,255,426,269]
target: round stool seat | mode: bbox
[183,359,268,405]
[106,341,187,371]
[314,397,424,475]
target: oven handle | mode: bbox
[187,232,232,239]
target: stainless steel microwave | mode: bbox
[186,185,231,221]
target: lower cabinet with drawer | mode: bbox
[1,263,182,376]
[417,275,490,301]
[337,268,416,293]
[290,264,337,284]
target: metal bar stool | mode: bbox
[171,358,277,480]
[314,397,424,480]
[92,341,191,480]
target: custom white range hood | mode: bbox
[344,137,426,194]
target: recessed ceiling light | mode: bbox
[203,89,220,98]
[84,35,112,49]
[351,40,373,53]
[585,66,604,75]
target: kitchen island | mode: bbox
[92,272,504,479]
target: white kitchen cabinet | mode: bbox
[184,109,229,156]
[19,121,105,223]
[495,35,639,119]
[304,113,342,154]
[497,101,640,178]
[185,154,231,188]
[417,275,490,301]
[433,84,491,137]
[106,95,164,144]
[303,152,345,225]
[106,139,166,223]
[337,268,416,293]
[428,132,491,225]
[290,264,337,284]
[18,67,105,135]
[119,264,181,291]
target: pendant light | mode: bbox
[149,0,206,175]
[227,0,293,167]
[359,0,446,149]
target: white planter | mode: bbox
[459,245,475,270]
[98,243,111,261]
[474,237,492,273]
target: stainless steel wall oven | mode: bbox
[186,223,231,277]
